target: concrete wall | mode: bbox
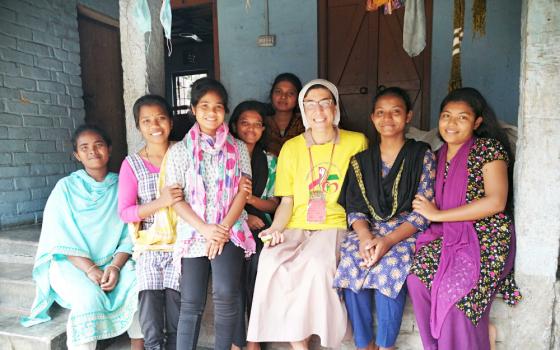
[217,0,317,111]
[0,0,118,229]
[430,0,522,127]
[509,0,560,348]
[120,0,165,154]
[0,0,83,228]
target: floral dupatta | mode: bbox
[183,123,255,256]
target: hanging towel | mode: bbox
[403,0,426,57]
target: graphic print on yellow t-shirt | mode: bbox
[308,162,341,194]
[275,129,368,230]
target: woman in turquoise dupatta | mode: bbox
[21,125,142,350]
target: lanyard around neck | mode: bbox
[308,143,336,193]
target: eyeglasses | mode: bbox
[238,120,264,129]
[302,98,334,110]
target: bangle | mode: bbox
[86,264,97,275]
[107,264,121,272]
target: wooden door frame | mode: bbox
[172,0,220,80]
[318,0,328,79]
[77,4,119,28]
[317,0,433,130]
[77,6,127,172]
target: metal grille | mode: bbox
[173,72,207,115]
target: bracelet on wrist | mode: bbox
[107,264,121,272]
[86,264,97,275]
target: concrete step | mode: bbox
[0,225,67,350]
[0,225,144,350]
[0,225,41,264]
[0,262,36,313]
[0,308,68,350]
[0,225,426,349]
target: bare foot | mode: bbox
[290,337,310,350]
[358,342,379,350]
[130,338,144,350]
[379,343,395,350]
[247,341,261,350]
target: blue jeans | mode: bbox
[344,286,407,348]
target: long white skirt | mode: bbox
[247,228,348,348]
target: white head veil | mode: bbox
[298,79,341,130]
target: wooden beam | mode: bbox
[171,0,213,10]
[317,0,328,78]
[77,4,119,28]
[421,0,432,130]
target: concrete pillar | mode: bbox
[119,0,165,152]
[510,1,560,349]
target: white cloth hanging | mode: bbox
[403,0,426,57]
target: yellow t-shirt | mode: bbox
[275,129,368,230]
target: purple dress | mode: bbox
[409,138,521,332]
[406,138,522,350]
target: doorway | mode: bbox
[167,1,217,141]
[78,6,127,173]
[318,0,433,139]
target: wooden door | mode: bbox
[78,10,127,173]
[319,0,432,139]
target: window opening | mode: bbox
[172,71,207,115]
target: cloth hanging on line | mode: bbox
[384,0,404,14]
[366,0,389,12]
[132,0,152,53]
[366,0,404,14]
[160,0,172,56]
[133,0,151,34]
[403,0,426,57]
[365,0,424,56]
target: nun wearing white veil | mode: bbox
[247,79,368,349]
